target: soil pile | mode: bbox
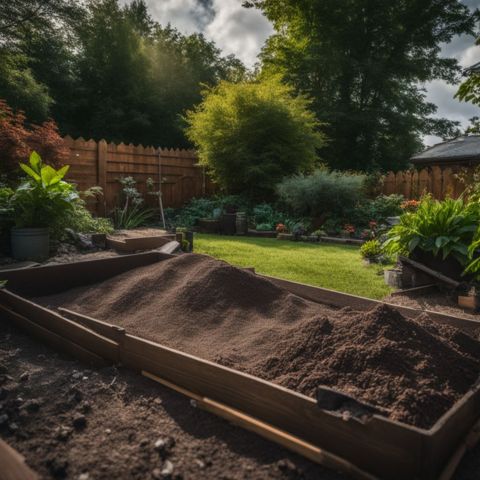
[37,254,480,428]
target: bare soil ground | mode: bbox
[0,322,344,480]
[37,254,480,429]
[384,289,480,321]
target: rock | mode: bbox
[154,398,162,405]
[56,426,72,442]
[277,459,297,473]
[72,414,87,430]
[46,457,68,479]
[161,460,174,477]
[8,422,19,432]
[72,372,82,380]
[23,399,40,413]
[78,473,89,480]
[152,468,163,480]
[154,436,175,454]
[139,438,149,448]
[194,459,206,469]
[0,413,9,425]
[105,428,111,434]
[19,372,29,382]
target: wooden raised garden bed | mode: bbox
[1,254,480,480]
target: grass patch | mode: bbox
[194,234,392,300]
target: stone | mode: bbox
[19,372,29,382]
[72,414,87,430]
[161,460,174,477]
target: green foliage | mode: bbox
[7,151,78,228]
[456,37,480,107]
[276,168,366,218]
[112,204,155,230]
[384,196,480,265]
[112,176,155,229]
[170,196,250,228]
[252,203,285,229]
[360,240,382,259]
[349,194,404,226]
[185,76,326,199]
[248,0,476,171]
[255,223,273,231]
[52,202,113,240]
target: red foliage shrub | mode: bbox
[0,99,68,177]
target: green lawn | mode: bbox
[194,234,392,300]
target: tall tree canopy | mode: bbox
[245,0,480,171]
[0,0,245,147]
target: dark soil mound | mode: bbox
[252,304,480,427]
[37,254,480,428]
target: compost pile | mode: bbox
[38,254,480,428]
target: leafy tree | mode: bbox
[456,37,480,107]
[0,99,68,179]
[185,77,326,199]
[245,0,479,172]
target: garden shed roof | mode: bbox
[411,135,480,166]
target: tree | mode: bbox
[245,0,479,172]
[456,38,480,107]
[0,99,68,179]
[185,77,326,199]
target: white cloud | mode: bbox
[205,0,273,67]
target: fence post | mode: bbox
[97,140,107,215]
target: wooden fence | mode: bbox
[382,166,467,199]
[64,136,215,214]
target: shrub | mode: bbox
[0,99,68,179]
[52,202,113,240]
[360,239,382,259]
[252,203,285,229]
[185,76,326,199]
[276,168,366,218]
[348,194,404,226]
[255,223,273,231]
[384,196,480,265]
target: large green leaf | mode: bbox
[29,151,42,172]
[19,163,41,182]
[41,165,60,186]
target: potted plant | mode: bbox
[6,152,78,261]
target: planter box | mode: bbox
[1,256,480,480]
[197,219,221,234]
[458,295,480,311]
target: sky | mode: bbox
[123,0,480,147]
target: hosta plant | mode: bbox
[383,196,480,266]
[9,151,78,228]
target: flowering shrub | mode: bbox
[401,199,420,212]
[343,224,356,236]
[276,223,286,233]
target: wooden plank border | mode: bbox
[0,439,39,480]
[1,253,480,479]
